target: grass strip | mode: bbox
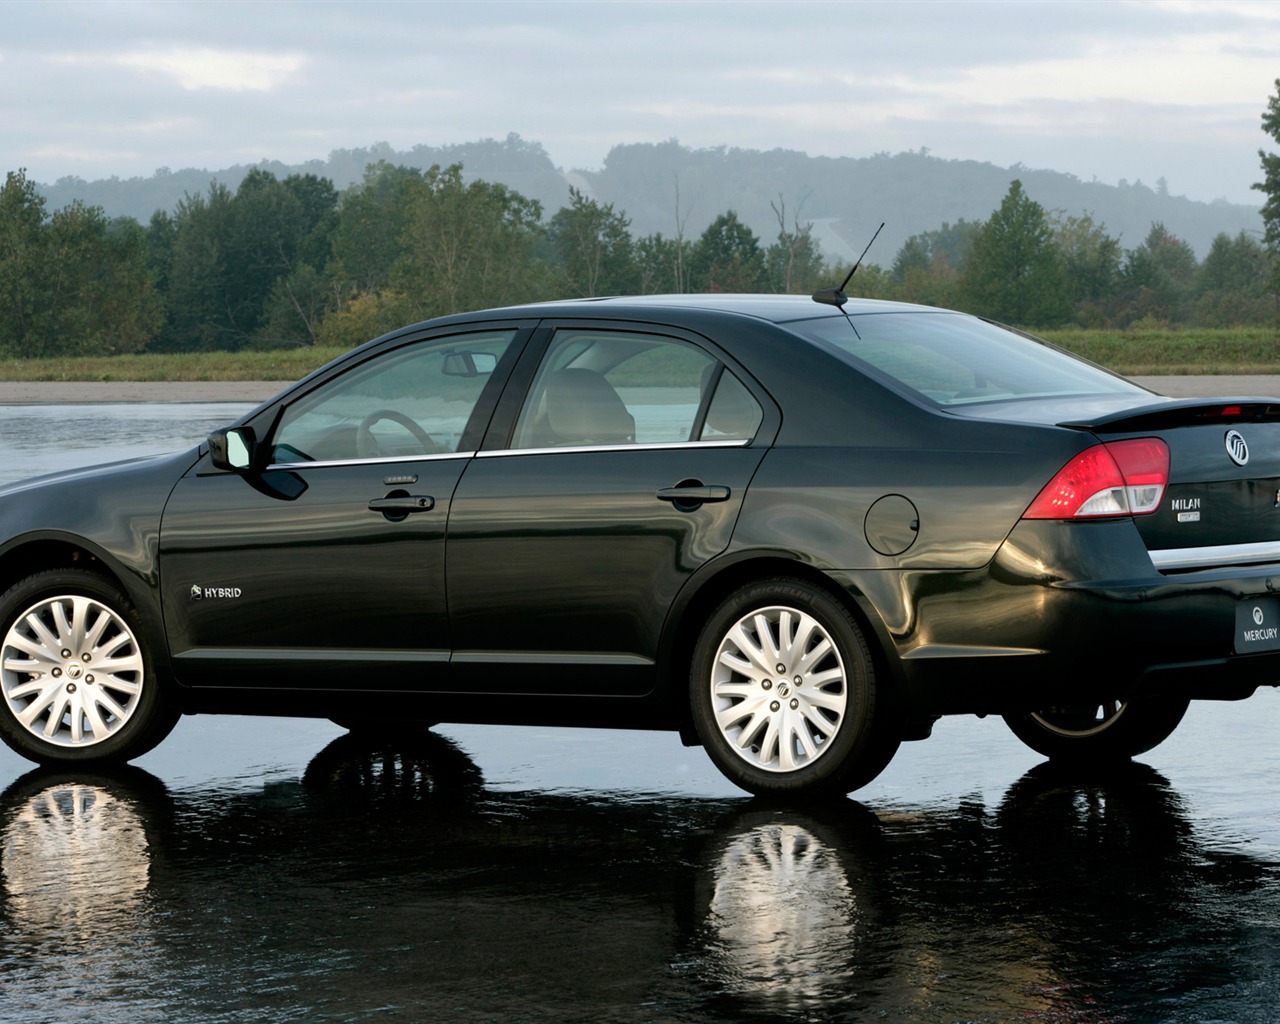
[0,349,347,383]
[0,328,1277,381]
[1040,327,1280,375]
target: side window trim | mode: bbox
[266,450,478,472]
[475,439,750,460]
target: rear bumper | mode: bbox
[832,518,1280,716]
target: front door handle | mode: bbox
[369,495,435,515]
[656,484,731,510]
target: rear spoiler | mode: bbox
[1059,398,1280,432]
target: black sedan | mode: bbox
[2,294,1279,796]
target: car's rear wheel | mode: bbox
[0,570,178,765]
[690,578,899,797]
[1002,696,1190,762]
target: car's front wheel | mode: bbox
[1002,696,1190,762]
[0,570,178,765]
[690,578,899,797]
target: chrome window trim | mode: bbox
[265,451,476,472]
[1150,540,1280,571]
[476,439,750,458]
[262,437,751,469]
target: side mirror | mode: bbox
[208,427,257,472]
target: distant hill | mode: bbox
[35,133,1262,262]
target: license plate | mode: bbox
[1236,597,1280,653]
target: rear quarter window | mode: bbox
[789,312,1146,407]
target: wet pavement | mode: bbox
[2,707,1279,1023]
[1,402,1279,1023]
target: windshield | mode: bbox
[787,311,1148,407]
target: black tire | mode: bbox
[689,578,899,797]
[1002,695,1190,762]
[0,569,179,766]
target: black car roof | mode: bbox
[468,293,946,325]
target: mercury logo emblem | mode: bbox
[1226,429,1249,467]
[1254,606,1266,626]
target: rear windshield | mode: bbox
[787,311,1147,407]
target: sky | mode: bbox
[2,0,1278,207]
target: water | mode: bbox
[0,402,251,486]
[1,403,1279,1022]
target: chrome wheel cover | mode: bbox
[1,595,145,748]
[1030,700,1127,738]
[710,605,848,773]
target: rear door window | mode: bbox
[510,330,761,449]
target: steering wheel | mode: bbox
[356,409,439,458]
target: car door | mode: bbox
[445,323,777,695]
[159,327,525,690]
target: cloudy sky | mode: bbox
[3,0,1277,206]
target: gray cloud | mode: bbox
[2,0,1273,205]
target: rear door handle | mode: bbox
[656,485,731,504]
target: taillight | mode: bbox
[1022,438,1169,520]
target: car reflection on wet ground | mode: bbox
[1,705,1279,1024]
[1,403,1279,1023]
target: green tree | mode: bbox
[894,253,962,309]
[1052,213,1121,302]
[0,170,160,357]
[160,182,236,350]
[255,261,334,348]
[329,162,422,297]
[842,262,894,301]
[764,195,828,293]
[159,170,340,350]
[284,173,341,270]
[0,170,47,354]
[689,211,764,292]
[633,233,692,294]
[146,209,177,304]
[248,173,340,347]
[548,186,636,297]
[317,162,425,347]
[891,234,931,282]
[390,163,552,321]
[1117,223,1198,325]
[1192,231,1273,326]
[1051,212,1122,324]
[961,181,1069,326]
[227,170,339,347]
[42,206,161,354]
[889,220,976,308]
[1254,78,1280,299]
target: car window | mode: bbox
[510,330,759,449]
[269,330,516,463]
[789,312,1146,407]
[700,367,762,441]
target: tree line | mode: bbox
[882,181,1275,330]
[2,120,1279,360]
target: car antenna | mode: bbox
[812,222,885,307]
